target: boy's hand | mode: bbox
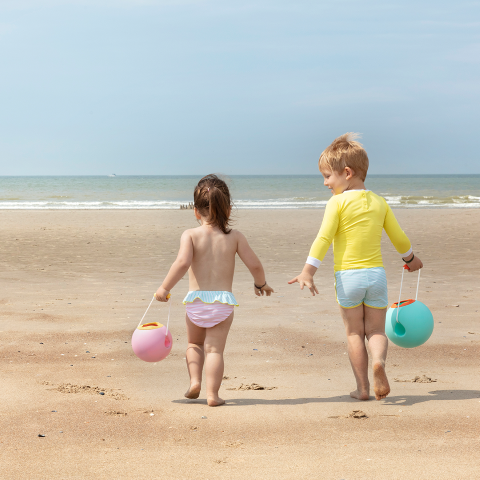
[255,283,274,297]
[288,273,319,296]
[404,255,423,272]
[154,287,171,302]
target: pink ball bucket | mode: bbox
[132,294,173,362]
[132,322,173,362]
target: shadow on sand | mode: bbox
[381,389,480,406]
[172,389,480,407]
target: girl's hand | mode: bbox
[288,273,319,296]
[255,283,274,297]
[154,287,171,302]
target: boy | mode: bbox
[289,133,423,400]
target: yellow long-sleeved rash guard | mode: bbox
[307,191,412,272]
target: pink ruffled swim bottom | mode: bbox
[185,298,234,328]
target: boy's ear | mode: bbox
[345,167,355,180]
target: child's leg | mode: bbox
[204,312,234,406]
[185,314,207,399]
[339,305,370,400]
[364,305,390,400]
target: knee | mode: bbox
[365,329,386,341]
[204,343,223,355]
[345,329,365,339]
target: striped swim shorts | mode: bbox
[334,267,388,309]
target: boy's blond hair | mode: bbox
[318,133,369,181]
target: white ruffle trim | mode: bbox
[183,290,239,306]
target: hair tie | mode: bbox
[207,187,210,191]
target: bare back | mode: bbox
[187,225,239,292]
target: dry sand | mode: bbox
[0,209,479,479]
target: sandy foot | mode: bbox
[207,396,225,407]
[373,363,390,400]
[350,389,370,401]
[184,383,201,399]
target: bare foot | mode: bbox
[350,389,370,401]
[207,396,225,407]
[373,363,390,400]
[184,383,201,399]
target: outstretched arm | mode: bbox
[155,230,194,301]
[288,263,319,295]
[236,231,274,296]
[289,198,338,296]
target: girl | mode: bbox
[155,174,274,406]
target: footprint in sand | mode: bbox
[348,410,368,419]
[394,375,437,383]
[43,381,129,400]
[226,383,277,391]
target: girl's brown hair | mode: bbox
[193,174,232,234]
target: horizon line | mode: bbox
[1,173,479,178]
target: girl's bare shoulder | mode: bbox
[182,225,203,236]
[179,227,202,243]
[228,229,244,239]
[228,229,248,248]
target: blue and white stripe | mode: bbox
[183,290,239,306]
[334,267,388,309]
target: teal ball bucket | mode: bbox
[386,299,434,348]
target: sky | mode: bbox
[0,0,479,175]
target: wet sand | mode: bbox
[0,209,479,479]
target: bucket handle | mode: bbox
[396,265,421,324]
[137,293,171,336]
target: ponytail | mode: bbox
[193,174,232,234]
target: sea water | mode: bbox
[0,175,479,209]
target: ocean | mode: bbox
[0,175,479,209]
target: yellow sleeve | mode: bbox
[383,201,412,256]
[307,197,339,267]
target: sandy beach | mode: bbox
[1,208,479,479]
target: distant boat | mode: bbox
[108,174,116,177]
